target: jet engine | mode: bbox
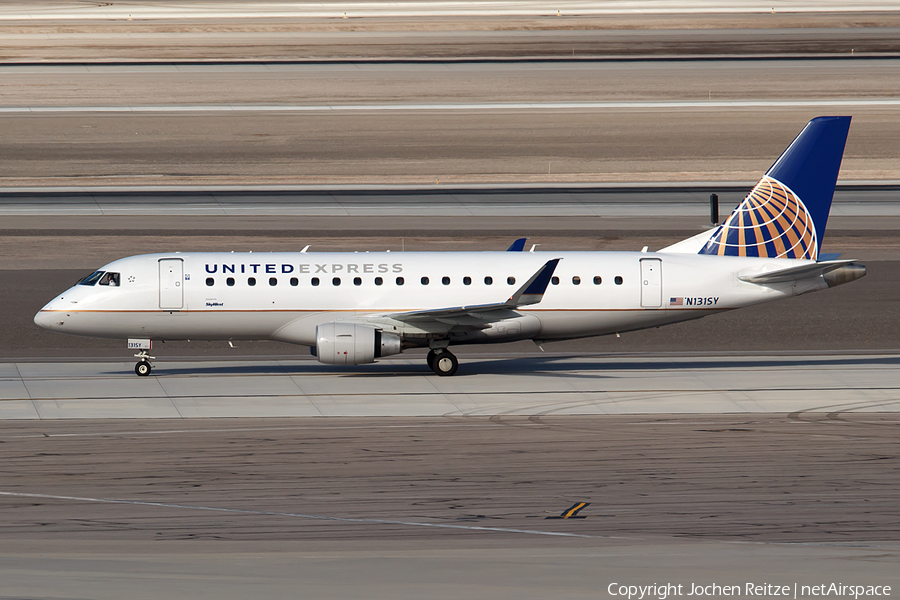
[824,263,866,288]
[314,322,402,365]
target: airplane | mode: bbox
[34,116,866,377]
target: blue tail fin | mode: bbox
[506,238,527,252]
[699,116,851,260]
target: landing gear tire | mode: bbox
[135,360,152,377]
[431,350,458,377]
[426,349,437,371]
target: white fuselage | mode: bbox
[35,250,824,348]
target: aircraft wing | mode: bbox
[739,259,856,284]
[388,258,560,323]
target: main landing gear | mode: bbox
[427,348,458,376]
[134,350,154,377]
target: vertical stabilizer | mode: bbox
[698,116,851,260]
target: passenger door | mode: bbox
[159,258,184,310]
[640,258,662,308]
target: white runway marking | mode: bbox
[0,490,605,539]
[1,187,898,218]
[2,1,897,20]
[0,422,503,440]
[2,99,900,114]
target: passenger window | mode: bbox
[396,277,405,286]
[290,277,298,286]
[442,276,450,285]
[206,277,214,287]
[421,276,429,285]
[227,277,235,286]
[269,277,277,286]
[99,272,120,286]
[484,276,493,285]
[354,277,362,286]
[311,277,320,286]
[593,276,602,285]
[507,276,516,285]
[463,276,471,285]
[375,277,383,286]
[248,277,256,286]
[333,277,341,286]
[551,276,559,285]
[572,276,581,285]
[615,276,623,285]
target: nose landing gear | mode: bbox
[134,350,154,377]
[129,339,155,377]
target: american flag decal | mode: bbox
[670,297,684,306]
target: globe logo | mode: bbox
[700,176,817,260]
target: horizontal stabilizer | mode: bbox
[739,260,856,284]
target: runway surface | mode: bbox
[4,59,900,106]
[2,185,899,217]
[4,108,900,185]
[1,412,899,599]
[2,353,900,419]
[5,1,899,19]
[5,200,895,595]
[2,3,899,64]
[2,57,900,185]
[7,99,900,113]
[3,10,899,595]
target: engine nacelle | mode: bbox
[824,263,867,288]
[314,322,402,365]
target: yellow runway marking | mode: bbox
[546,501,590,519]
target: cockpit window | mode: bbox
[99,272,120,286]
[77,271,105,286]
[77,271,121,286]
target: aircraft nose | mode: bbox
[34,307,60,331]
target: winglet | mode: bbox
[506,259,560,307]
[507,238,527,252]
[384,259,561,323]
